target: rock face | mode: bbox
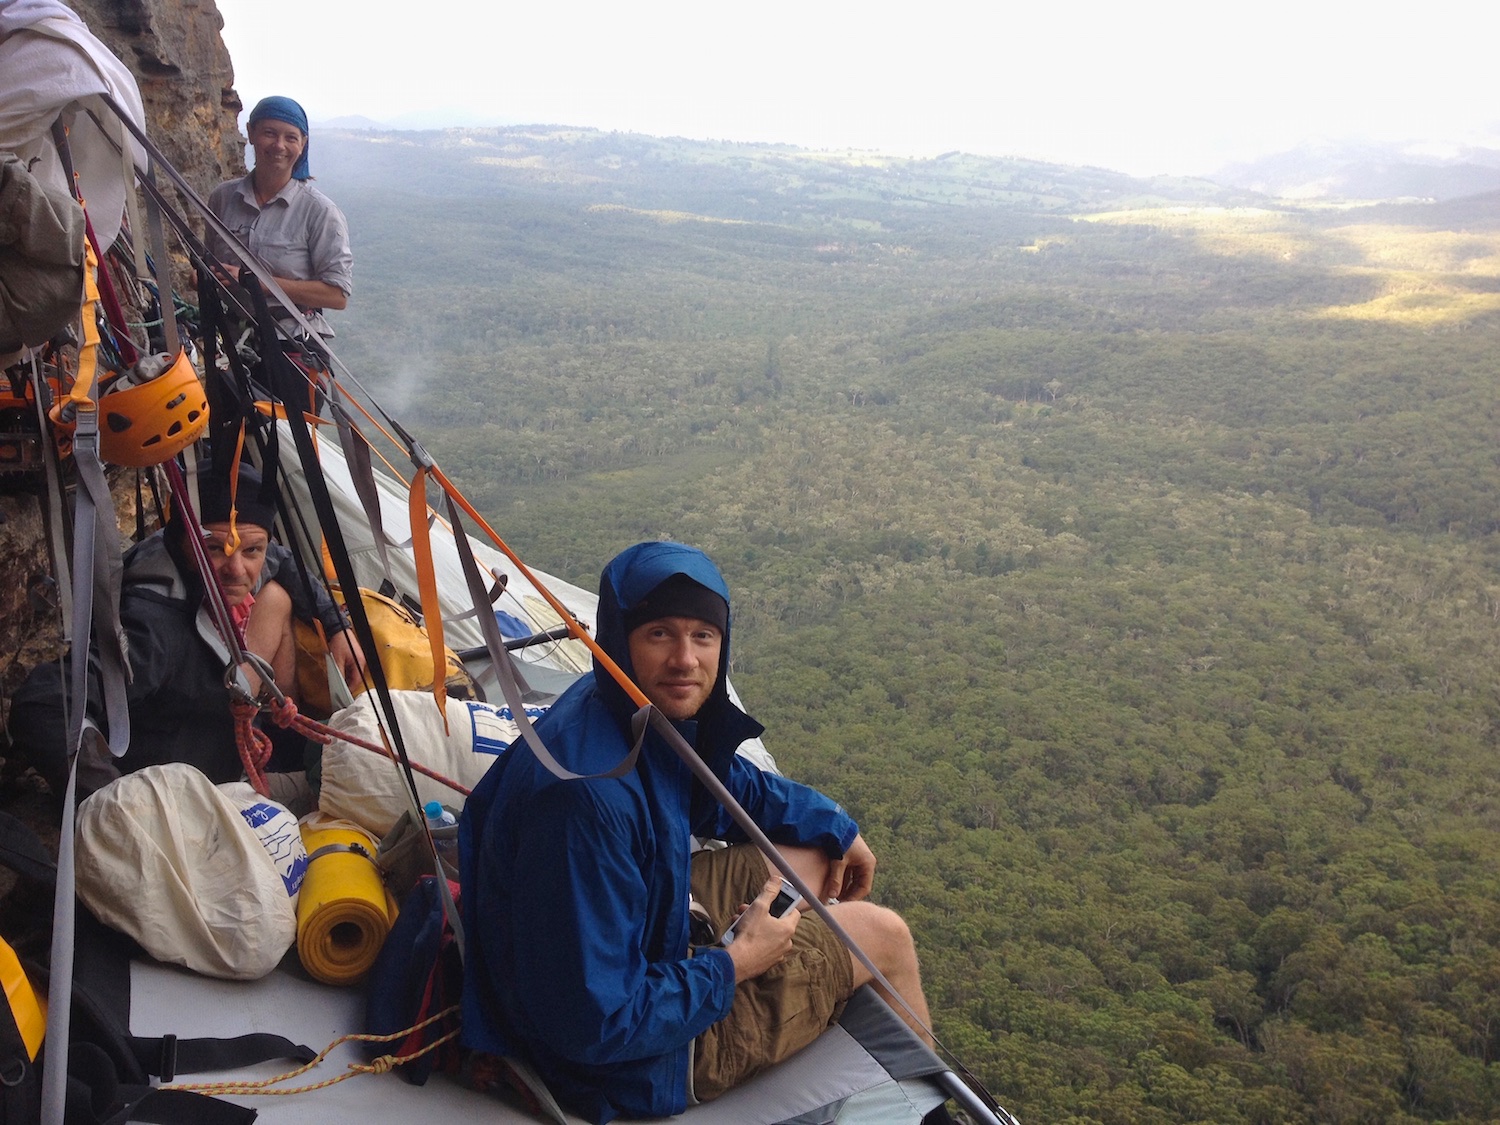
[66,0,245,196]
[0,0,243,863]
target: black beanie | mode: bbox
[621,573,728,635]
[193,461,278,530]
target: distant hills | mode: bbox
[1209,139,1500,201]
[313,124,1264,221]
[313,120,1500,209]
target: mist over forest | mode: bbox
[316,125,1500,1123]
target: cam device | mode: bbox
[721,878,803,945]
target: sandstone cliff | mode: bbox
[67,0,244,198]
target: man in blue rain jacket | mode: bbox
[460,541,934,1122]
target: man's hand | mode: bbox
[722,876,799,982]
[824,833,876,903]
[327,627,367,688]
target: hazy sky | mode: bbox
[216,0,1499,178]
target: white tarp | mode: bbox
[0,0,147,251]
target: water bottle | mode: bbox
[424,801,457,830]
[424,801,458,872]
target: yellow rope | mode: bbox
[162,1005,460,1098]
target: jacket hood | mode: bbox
[594,541,734,728]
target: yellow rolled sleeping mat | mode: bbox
[296,814,397,986]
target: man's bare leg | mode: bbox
[758,847,935,1044]
[240,582,315,812]
[831,900,934,1044]
[241,580,296,699]
[760,844,836,901]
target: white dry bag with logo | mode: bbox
[74,763,307,980]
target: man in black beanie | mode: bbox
[461,542,940,1122]
[8,461,362,805]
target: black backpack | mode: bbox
[363,874,464,1087]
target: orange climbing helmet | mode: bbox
[98,350,209,467]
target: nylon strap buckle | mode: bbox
[158,1034,178,1083]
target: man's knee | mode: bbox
[251,579,293,622]
[833,900,917,982]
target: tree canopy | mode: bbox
[321,126,1500,1123]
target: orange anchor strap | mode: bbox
[425,463,648,711]
[52,240,105,427]
[406,466,450,734]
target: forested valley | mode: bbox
[320,126,1500,1123]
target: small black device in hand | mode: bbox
[721,878,803,945]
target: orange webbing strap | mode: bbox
[218,421,249,557]
[425,463,647,710]
[52,239,104,425]
[75,241,102,403]
[407,466,450,734]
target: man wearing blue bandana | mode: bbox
[460,541,936,1122]
[207,95,352,338]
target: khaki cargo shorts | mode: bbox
[688,844,854,1102]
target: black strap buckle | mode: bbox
[159,1033,178,1082]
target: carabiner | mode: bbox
[224,651,285,710]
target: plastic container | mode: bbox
[423,801,459,874]
[423,801,457,830]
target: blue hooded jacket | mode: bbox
[458,542,858,1122]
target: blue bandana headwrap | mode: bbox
[247,96,311,180]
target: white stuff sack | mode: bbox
[74,763,305,980]
[317,691,543,837]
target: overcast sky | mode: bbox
[216,0,1499,178]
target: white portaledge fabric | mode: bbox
[128,964,951,1125]
[75,763,306,980]
[318,692,546,837]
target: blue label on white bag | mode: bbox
[279,852,309,897]
[239,802,309,897]
[240,802,278,829]
[465,700,549,755]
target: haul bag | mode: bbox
[318,692,541,837]
[74,764,306,980]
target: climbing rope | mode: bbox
[230,690,472,799]
[162,1005,460,1098]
